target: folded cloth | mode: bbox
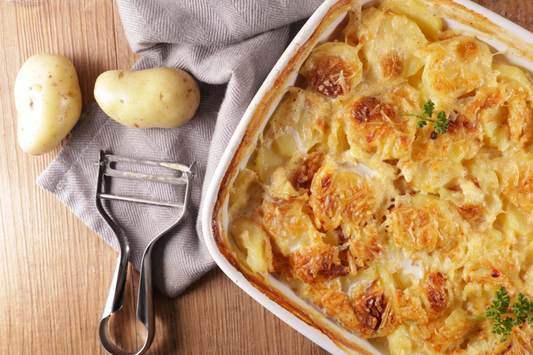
[37,0,323,298]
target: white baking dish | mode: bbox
[201,1,533,354]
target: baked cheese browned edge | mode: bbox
[211,0,533,354]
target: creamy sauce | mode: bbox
[336,159,375,179]
[291,128,306,154]
[399,258,423,279]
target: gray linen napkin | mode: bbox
[37,0,324,298]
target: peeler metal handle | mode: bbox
[95,151,194,355]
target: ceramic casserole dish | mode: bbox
[202,0,533,354]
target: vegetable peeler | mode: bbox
[95,150,195,355]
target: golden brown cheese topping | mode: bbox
[421,37,497,100]
[341,94,418,160]
[310,156,384,230]
[301,42,363,98]
[226,2,533,354]
[386,194,462,252]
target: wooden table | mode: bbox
[0,1,529,354]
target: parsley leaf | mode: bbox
[434,111,450,135]
[416,119,428,129]
[511,293,530,325]
[471,285,533,343]
[422,100,435,118]
[400,99,450,137]
[494,317,514,343]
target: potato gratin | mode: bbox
[222,0,533,353]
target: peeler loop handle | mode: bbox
[98,175,192,355]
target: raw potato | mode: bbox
[94,67,200,129]
[15,54,82,155]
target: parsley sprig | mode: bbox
[471,286,533,343]
[400,99,450,137]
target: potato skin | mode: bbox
[94,67,200,129]
[15,54,82,155]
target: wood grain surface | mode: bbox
[0,1,529,354]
